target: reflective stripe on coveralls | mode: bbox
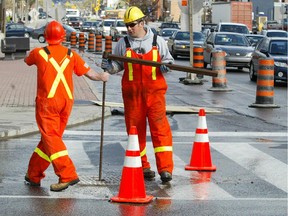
[140,146,173,157]
[123,35,174,174]
[39,48,74,99]
[34,147,68,163]
[125,40,158,81]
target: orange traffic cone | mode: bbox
[185,109,216,171]
[110,126,154,203]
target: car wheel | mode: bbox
[38,35,46,43]
[172,47,177,59]
[238,66,243,70]
[249,63,257,82]
[24,33,30,38]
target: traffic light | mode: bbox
[285,4,288,14]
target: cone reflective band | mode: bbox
[185,109,216,171]
[110,126,153,203]
[124,130,142,168]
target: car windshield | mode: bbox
[161,29,177,36]
[83,22,93,26]
[116,21,125,27]
[193,32,205,41]
[161,23,179,29]
[69,17,81,21]
[104,20,114,27]
[220,25,249,34]
[269,41,288,55]
[175,32,190,40]
[266,32,288,37]
[215,34,249,46]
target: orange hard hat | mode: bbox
[44,21,65,45]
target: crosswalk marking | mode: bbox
[211,142,288,193]
[2,131,286,201]
[63,130,287,137]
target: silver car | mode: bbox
[203,32,254,70]
[167,31,205,59]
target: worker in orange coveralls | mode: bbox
[101,6,174,182]
[24,21,109,192]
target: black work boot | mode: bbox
[24,174,40,186]
[160,171,172,183]
[143,168,155,180]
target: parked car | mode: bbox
[67,16,83,30]
[158,28,178,42]
[157,22,180,32]
[261,30,288,38]
[249,37,287,82]
[215,22,250,34]
[31,23,87,43]
[99,19,115,37]
[203,32,254,70]
[167,31,205,58]
[110,19,127,41]
[244,34,265,47]
[5,23,33,37]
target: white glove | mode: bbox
[160,64,170,73]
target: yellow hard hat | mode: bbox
[124,6,145,24]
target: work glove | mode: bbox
[160,64,170,73]
[101,58,111,70]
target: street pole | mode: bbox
[0,0,6,34]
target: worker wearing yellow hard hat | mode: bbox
[123,6,146,24]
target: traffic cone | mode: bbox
[185,109,216,171]
[110,126,154,203]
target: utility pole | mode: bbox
[0,0,6,34]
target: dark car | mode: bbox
[5,23,33,37]
[31,23,87,43]
[67,16,83,30]
[203,32,254,70]
[249,37,287,82]
[158,22,180,32]
[167,31,205,58]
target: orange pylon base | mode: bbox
[110,195,154,204]
[185,165,216,171]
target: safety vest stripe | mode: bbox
[48,58,73,99]
[34,147,51,163]
[154,146,173,153]
[140,147,146,157]
[50,150,68,161]
[126,50,133,81]
[39,50,49,62]
[152,49,157,80]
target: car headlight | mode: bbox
[175,44,187,49]
[245,52,253,57]
[274,61,288,68]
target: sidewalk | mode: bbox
[0,52,110,139]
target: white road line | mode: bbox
[211,142,288,193]
[0,195,286,201]
[63,130,287,137]
[119,141,235,200]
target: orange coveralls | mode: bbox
[122,36,173,174]
[25,45,90,184]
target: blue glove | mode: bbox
[101,58,111,70]
[160,64,170,73]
